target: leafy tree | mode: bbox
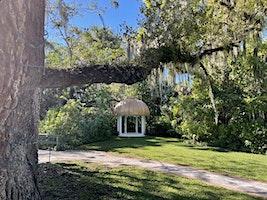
[138,0,267,152]
[39,99,114,148]
[46,27,126,68]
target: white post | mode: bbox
[124,116,128,134]
[117,116,120,133]
[135,116,139,134]
[141,116,146,135]
[119,116,122,135]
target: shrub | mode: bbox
[147,115,181,138]
[169,77,267,154]
[39,100,115,148]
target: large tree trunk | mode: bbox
[0,0,45,199]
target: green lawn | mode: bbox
[80,137,267,182]
[38,162,262,200]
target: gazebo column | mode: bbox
[124,116,128,134]
[117,116,122,135]
[120,116,123,134]
[117,116,120,133]
[135,116,139,134]
[141,116,146,135]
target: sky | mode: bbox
[46,0,143,41]
[263,30,267,39]
[46,0,266,42]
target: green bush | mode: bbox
[39,100,115,148]
[240,121,267,153]
[169,77,267,154]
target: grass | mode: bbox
[80,137,267,182]
[38,162,263,200]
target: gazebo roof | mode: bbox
[114,98,150,116]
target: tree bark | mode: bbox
[0,0,45,199]
[40,65,150,88]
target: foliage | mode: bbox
[42,24,131,148]
[139,0,267,153]
[46,0,123,66]
[39,99,114,148]
[171,67,266,153]
[133,67,186,137]
[142,0,266,55]
[172,78,213,141]
[46,27,126,68]
[43,0,267,153]
[39,79,151,148]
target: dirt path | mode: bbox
[39,150,267,199]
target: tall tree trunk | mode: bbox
[0,0,45,199]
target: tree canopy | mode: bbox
[41,0,267,153]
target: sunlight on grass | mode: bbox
[80,137,267,181]
[39,162,262,200]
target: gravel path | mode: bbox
[39,150,267,199]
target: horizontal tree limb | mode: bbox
[39,42,243,89]
[39,64,150,88]
[197,42,240,60]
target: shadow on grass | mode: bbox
[38,163,259,200]
[79,136,182,152]
[79,136,234,154]
[186,146,231,153]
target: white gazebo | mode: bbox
[114,98,150,137]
